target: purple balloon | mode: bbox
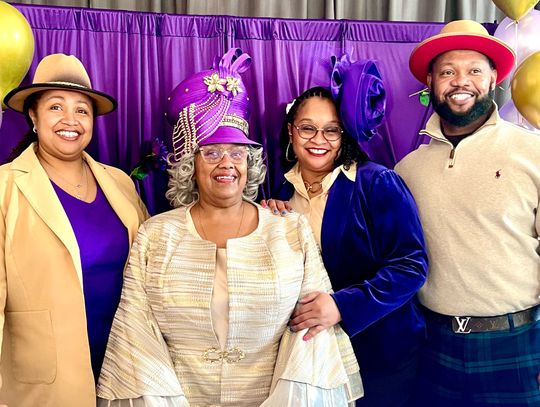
[0,109,2,129]
[494,9,540,69]
[499,99,540,132]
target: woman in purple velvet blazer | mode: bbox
[265,58,428,407]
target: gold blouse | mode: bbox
[284,163,356,247]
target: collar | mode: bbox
[11,141,142,255]
[284,162,356,198]
[422,102,500,142]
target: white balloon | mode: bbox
[494,9,540,71]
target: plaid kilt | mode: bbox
[416,310,540,407]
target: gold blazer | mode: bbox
[97,205,362,407]
[0,143,148,407]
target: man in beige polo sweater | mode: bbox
[396,20,540,406]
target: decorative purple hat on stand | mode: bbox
[330,54,386,142]
[166,48,261,161]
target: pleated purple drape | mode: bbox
[0,4,496,214]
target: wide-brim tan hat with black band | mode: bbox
[409,20,516,86]
[4,53,117,115]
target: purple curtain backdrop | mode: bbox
[0,4,496,214]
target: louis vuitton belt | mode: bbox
[422,304,540,334]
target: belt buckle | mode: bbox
[452,316,472,334]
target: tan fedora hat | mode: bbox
[3,53,116,115]
[409,20,515,85]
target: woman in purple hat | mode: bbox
[265,57,428,407]
[96,48,363,407]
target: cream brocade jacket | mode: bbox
[97,204,362,407]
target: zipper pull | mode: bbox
[448,148,455,168]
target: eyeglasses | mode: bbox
[198,146,248,164]
[293,123,343,141]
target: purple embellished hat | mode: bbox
[330,54,386,142]
[166,48,261,161]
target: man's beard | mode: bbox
[430,89,494,128]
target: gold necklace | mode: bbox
[41,159,88,200]
[196,202,246,240]
[303,179,323,194]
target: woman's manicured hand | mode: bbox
[261,198,293,216]
[289,291,341,341]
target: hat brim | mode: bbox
[198,126,261,148]
[409,33,516,85]
[4,82,117,116]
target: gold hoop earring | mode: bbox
[285,141,296,163]
[334,147,341,162]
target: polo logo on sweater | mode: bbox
[453,316,472,334]
[495,169,501,179]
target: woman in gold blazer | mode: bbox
[0,54,148,407]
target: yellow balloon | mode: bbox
[512,51,540,130]
[0,1,35,110]
[492,0,539,21]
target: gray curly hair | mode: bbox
[166,145,267,208]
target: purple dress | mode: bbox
[52,182,129,383]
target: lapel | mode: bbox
[84,152,140,246]
[13,144,84,288]
[321,171,354,272]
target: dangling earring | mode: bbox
[285,141,296,163]
[32,126,37,134]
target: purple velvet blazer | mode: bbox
[277,160,428,372]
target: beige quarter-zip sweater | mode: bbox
[396,108,540,316]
